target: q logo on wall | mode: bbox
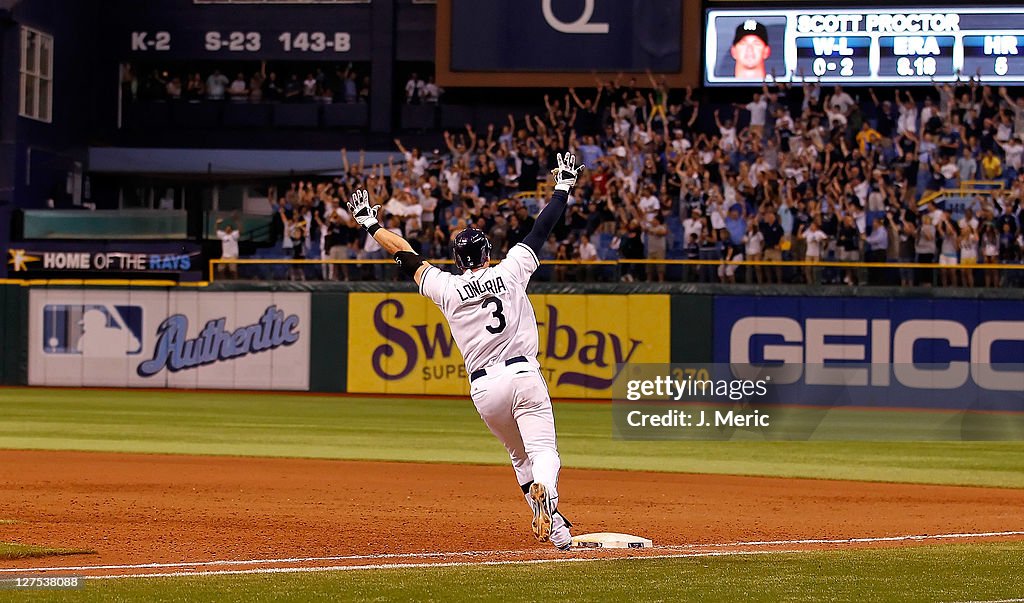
[542,0,609,34]
[448,0,680,74]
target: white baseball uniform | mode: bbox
[419,242,562,503]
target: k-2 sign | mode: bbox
[450,0,680,73]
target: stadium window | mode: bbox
[20,26,53,123]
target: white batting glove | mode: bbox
[551,152,584,192]
[347,190,381,231]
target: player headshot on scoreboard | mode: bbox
[713,15,786,81]
[732,19,771,78]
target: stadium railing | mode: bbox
[208,257,1024,284]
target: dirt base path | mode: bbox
[0,450,1021,576]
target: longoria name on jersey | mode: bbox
[456,275,508,302]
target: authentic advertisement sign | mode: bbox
[28,289,311,390]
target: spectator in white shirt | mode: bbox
[801,220,828,284]
[897,91,919,136]
[206,70,229,100]
[303,73,318,99]
[997,136,1024,173]
[405,73,424,104]
[579,234,599,262]
[715,108,739,152]
[742,92,768,139]
[637,184,661,225]
[829,85,855,113]
[215,219,240,280]
[826,104,848,128]
[394,138,429,178]
[575,233,598,282]
[743,220,764,283]
[683,208,704,243]
[421,76,443,104]
[228,73,248,101]
[920,97,937,129]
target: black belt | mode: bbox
[470,356,529,382]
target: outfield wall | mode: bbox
[2,283,1023,399]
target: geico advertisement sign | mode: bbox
[28,289,310,390]
[715,296,1024,391]
[347,293,670,398]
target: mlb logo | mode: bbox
[43,304,143,356]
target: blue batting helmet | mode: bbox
[452,228,492,271]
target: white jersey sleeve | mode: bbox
[500,243,541,286]
[419,264,452,307]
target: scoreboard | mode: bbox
[706,7,1024,85]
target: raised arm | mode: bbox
[1000,86,1014,106]
[521,153,584,254]
[645,68,659,89]
[347,190,430,286]
[868,87,880,107]
[687,101,700,128]
[569,87,585,109]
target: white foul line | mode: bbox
[662,530,1024,550]
[0,548,538,573]
[87,549,791,580]
[2,529,1022,578]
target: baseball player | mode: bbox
[347,152,584,551]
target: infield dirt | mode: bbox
[0,450,1022,576]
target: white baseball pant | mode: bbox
[469,360,561,505]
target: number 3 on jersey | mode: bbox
[482,297,507,334]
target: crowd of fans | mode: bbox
[122,63,371,104]
[245,70,1024,287]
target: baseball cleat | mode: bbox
[550,510,573,551]
[551,525,572,551]
[528,482,553,542]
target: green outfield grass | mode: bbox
[14,543,1024,603]
[0,388,1022,487]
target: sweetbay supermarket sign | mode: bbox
[28,290,310,390]
[346,293,671,398]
